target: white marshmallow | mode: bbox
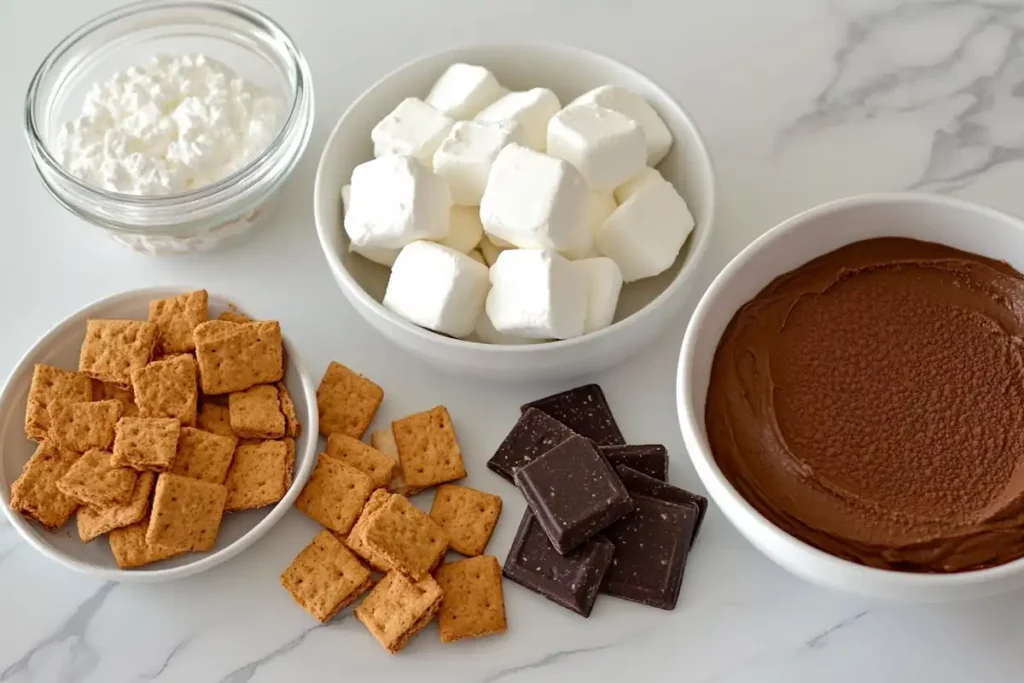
[613,166,665,204]
[587,190,616,232]
[433,120,521,205]
[474,311,543,345]
[488,234,514,248]
[479,143,590,256]
[486,249,588,340]
[383,241,489,338]
[425,63,502,120]
[437,205,483,253]
[546,103,646,191]
[371,97,454,168]
[467,248,486,265]
[570,85,673,166]
[478,234,509,266]
[596,178,695,282]
[576,257,623,333]
[345,155,451,250]
[475,88,561,151]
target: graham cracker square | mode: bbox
[345,489,394,572]
[194,320,284,395]
[48,400,123,452]
[10,441,81,531]
[171,427,235,484]
[281,530,373,623]
[224,439,293,511]
[316,361,383,439]
[218,307,252,324]
[112,417,181,472]
[96,381,139,418]
[146,473,227,552]
[25,365,93,441]
[393,406,466,490]
[434,555,508,642]
[371,427,414,495]
[362,492,448,580]
[109,516,184,569]
[355,572,443,654]
[277,381,301,439]
[295,454,374,535]
[79,319,159,386]
[197,402,237,444]
[148,289,209,354]
[57,449,138,508]
[429,484,502,557]
[131,355,198,426]
[325,432,396,490]
[77,471,156,542]
[228,385,285,439]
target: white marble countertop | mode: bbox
[4,0,1024,681]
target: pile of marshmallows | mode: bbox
[342,63,695,343]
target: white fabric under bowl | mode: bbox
[0,287,318,582]
[678,193,1024,602]
[314,44,715,382]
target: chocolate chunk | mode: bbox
[600,493,699,610]
[502,509,614,617]
[600,444,668,481]
[514,434,633,554]
[615,465,708,543]
[487,408,577,483]
[522,384,625,446]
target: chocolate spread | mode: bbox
[705,237,1024,573]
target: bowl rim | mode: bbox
[24,0,312,209]
[314,41,716,352]
[677,191,1024,588]
[0,286,319,582]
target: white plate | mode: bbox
[0,287,318,582]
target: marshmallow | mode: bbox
[479,143,590,256]
[468,248,486,265]
[488,234,514,248]
[546,103,646,191]
[587,190,616,232]
[595,177,694,282]
[576,257,623,333]
[425,63,502,120]
[437,205,483,253]
[343,183,400,266]
[371,97,454,168]
[613,166,665,204]
[383,241,489,338]
[474,311,543,345]
[486,249,588,340]
[569,85,673,166]
[475,88,561,151]
[478,234,509,266]
[345,155,451,250]
[433,120,521,205]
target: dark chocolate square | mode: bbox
[514,434,633,554]
[487,408,577,483]
[502,509,615,617]
[522,384,625,446]
[600,444,668,481]
[600,493,699,610]
[615,465,708,544]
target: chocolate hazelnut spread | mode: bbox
[706,237,1024,573]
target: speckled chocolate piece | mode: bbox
[514,434,633,554]
[600,444,669,481]
[521,384,625,446]
[502,509,614,617]
[487,408,577,483]
[615,465,708,544]
[600,491,699,610]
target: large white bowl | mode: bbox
[678,193,1024,601]
[0,288,318,582]
[314,44,715,381]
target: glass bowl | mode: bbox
[24,0,314,255]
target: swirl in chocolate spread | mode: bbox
[706,237,1024,573]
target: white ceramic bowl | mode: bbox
[314,44,715,381]
[677,193,1024,601]
[0,288,318,582]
